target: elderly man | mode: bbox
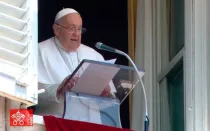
[35,8,111,122]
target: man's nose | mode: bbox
[72,30,80,36]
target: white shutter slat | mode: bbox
[0,1,27,19]
[0,59,26,77]
[0,13,26,31]
[0,25,27,41]
[0,47,28,64]
[0,0,27,8]
[0,36,27,53]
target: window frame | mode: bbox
[184,0,209,130]
[142,0,210,130]
[156,0,185,130]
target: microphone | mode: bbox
[95,42,149,131]
[95,42,117,53]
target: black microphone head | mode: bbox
[95,42,103,49]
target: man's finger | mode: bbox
[101,86,111,97]
[72,77,79,82]
[104,86,111,92]
[62,77,79,92]
[66,82,74,90]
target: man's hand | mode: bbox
[64,77,79,91]
[56,75,79,100]
[100,85,111,97]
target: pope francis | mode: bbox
[35,8,112,124]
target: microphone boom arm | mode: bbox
[115,50,149,131]
[115,50,148,116]
[96,43,149,131]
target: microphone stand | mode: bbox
[96,43,149,131]
[115,50,149,131]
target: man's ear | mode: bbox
[53,24,59,36]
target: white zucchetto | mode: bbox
[54,8,78,22]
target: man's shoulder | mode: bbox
[80,44,104,60]
[38,37,55,51]
[80,44,99,54]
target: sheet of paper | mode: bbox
[105,58,117,64]
[71,63,120,96]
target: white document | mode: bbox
[71,62,119,96]
[105,58,117,64]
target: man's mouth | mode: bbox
[71,39,78,42]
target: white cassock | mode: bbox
[35,36,105,124]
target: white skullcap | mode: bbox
[54,8,78,22]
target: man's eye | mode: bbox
[69,27,75,30]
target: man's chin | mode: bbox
[73,43,80,49]
[67,43,80,51]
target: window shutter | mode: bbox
[0,0,38,106]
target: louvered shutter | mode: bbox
[0,0,38,106]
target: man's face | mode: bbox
[53,13,83,52]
